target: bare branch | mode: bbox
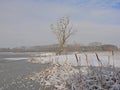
[50,16,75,55]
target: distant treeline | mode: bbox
[0,44,119,52]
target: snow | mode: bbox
[4,57,28,61]
[28,60,120,90]
[27,51,120,90]
[28,51,120,67]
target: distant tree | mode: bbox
[50,17,75,55]
[101,44,118,51]
[88,42,102,46]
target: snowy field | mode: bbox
[28,51,120,67]
[0,51,119,90]
[28,51,120,90]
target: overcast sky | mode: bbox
[0,0,120,48]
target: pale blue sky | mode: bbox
[0,0,120,47]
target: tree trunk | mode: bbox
[56,43,64,55]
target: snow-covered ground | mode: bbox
[28,51,120,67]
[4,57,28,61]
[28,51,120,90]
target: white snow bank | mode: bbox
[28,52,120,67]
[27,51,120,90]
[28,62,120,90]
[4,57,28,61]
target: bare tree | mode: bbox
[50,17,75,55]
